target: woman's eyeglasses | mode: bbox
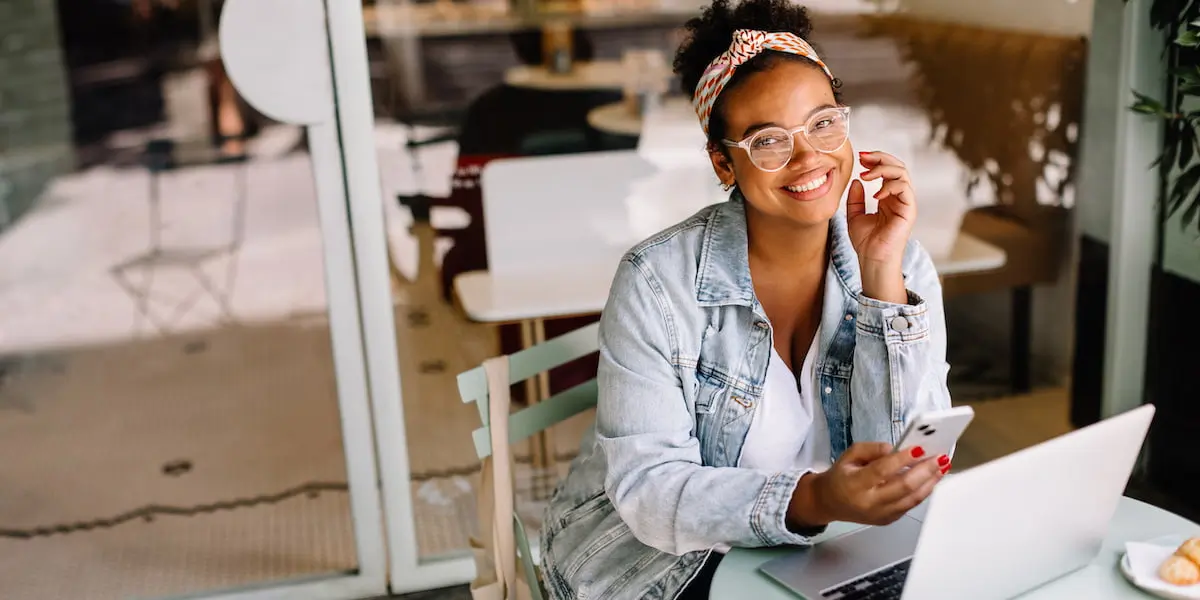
[722,106,851,172]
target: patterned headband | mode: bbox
[692,29,834,135]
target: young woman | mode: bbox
[541,1,953,598]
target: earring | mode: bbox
[721,181,735,192]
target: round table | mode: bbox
[711,496,1200,599]
[503,60,626,91]
[586,101,643,136]
[586,96,699,137]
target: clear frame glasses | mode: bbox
[722,106,852,172]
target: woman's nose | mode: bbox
[789,132,822,164]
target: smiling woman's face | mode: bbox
[711,59,854,228]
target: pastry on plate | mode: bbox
[1177,537,1200,566]
[1159,554,1200,586]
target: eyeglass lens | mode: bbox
[748,108,849,171]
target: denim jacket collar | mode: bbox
[694,192,863,307]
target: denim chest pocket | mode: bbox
[692,367,758,467]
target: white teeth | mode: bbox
[785,173,828,193]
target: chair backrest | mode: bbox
[458,322,601,600]
[457,321,601,459]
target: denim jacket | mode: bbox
[541,195,952,600]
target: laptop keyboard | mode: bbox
[819,558,911,600]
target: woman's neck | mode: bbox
[745,205,830,275]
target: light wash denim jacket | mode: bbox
[541,195,952,600]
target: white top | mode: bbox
[714,331,832,554]
[740,332,832,473]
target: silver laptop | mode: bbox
[760,403,1156,600]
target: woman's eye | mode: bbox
[812,118,834,130]
[752,135,786,149]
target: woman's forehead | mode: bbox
[724,62,836,125]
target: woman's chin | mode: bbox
[776,190,841,226]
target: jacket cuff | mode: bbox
[856,291,930,343]
[750,471,820,547]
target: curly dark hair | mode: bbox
[673,0,842,150]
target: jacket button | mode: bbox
[844,314,853,321]
[824,386,833,394]
[890,316,910,332]
[755,321,768,329]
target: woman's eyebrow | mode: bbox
[740,121,780,138]
[738,104,839,138]
[806,103,837,118]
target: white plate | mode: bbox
[1120,535,1200,600]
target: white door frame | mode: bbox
[1098,0,1166,420]
[323,1,476,593]
[187,0,393,597]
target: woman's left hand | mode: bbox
[847,151,915,303]
[847,151,917,266]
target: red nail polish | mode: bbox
[937,455,950,467]
[940,463,951,475]
[910,447,925,459]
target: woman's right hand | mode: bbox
[789,442,949,529]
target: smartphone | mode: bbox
[894,405,976,460]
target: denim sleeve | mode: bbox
[850,240,953,446]
[594,258,815,556]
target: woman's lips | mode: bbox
[780,168,834,202]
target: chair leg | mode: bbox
[1011,286,1033,394]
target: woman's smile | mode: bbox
[780,166,835,202]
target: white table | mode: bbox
[503,60,627,91]
[453,150,1005,324]
[455,233,1005,323]
[711,496,1200,599]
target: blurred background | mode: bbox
[0,0,1195,598]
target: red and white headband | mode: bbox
[692,29,834,135]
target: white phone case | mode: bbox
[894,405,976,460]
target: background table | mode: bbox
[453,150,1005,325]
[587,96,695,137]
[711,496,1200,599]
[454,233,1006,324]
[503,60,626,91]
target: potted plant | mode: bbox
[1130,0,1200,230]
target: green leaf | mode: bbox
[1131,90,1168,115]
[1181,174,1200,231]
[1176,29,1200,47]
[1183,195,1200,230]
[1174,66,1200,86]
[1167,164,1200,217]
[1179,124,1195,169]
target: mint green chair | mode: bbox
[457,321,601,600]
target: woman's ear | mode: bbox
[708,144,736,188]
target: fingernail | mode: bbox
[860,170,869,177]
[858,151,869,156]
[937,455,950,467]
[940,463,951,475]
[910,446,925,459]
